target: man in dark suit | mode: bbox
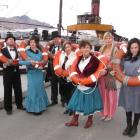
[47,31,65,106]
[0,32,23,115]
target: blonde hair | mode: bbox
[103,32,113,40]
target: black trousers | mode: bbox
[50,73,60,102]
[3,70,23,111]
[59,78,75,105]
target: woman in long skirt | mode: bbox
[119,38,140,137]
[99,32,118,121]
[19,36,49,115]
[65,40,103,128]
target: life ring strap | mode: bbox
[54,65,61,70]
[42,52,48,56]
[18,48,26,52]
[97,55,105,59]
[90,74,97,82]
[70,72,78,78]
[138,76,140,81]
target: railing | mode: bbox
[77,14,101,24]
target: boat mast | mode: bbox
[58,0,63,35]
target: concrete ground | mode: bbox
[0,75,139,140]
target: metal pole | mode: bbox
[58,0,63,35]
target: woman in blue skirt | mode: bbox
[65,40,103,128]
[19,36,50,115]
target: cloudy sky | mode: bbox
[0,0,140,39]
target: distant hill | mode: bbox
[0,15,54,30]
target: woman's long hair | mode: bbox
[124,38,140,62]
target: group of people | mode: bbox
[0,30,140,137]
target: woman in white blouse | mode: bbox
[65,40,103,128]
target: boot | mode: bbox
[128,127,137,137]
[122,124,132,135]
[65,114,79,127]
[84,115,93,128]
[122,112,132,135]
[128,113,140,137]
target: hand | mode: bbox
[30,60,36,66]
[99,69,107,76]
[38,66,43,69]
[62,70,69,77]
[38,61,45,68]
[3,59,13,67]
[109,70,116,76]
[48,53,54,59]
[12,59,19,65]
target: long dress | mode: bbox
[119,58,140,113]
[19,49,50,113]
[98,45,118,117]
[67,54,103,116]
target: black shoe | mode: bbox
[17,106,25,110]
[128,127,137,137]
[61,102,66,107]
[6,110,12,115]
[48,102,58,107]
[34,112,42,116]
[122,125,132,135]
[63,110,69,114]
[69,110,74,116]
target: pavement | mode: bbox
[0,75,139,140]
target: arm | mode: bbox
[19,60,31,66]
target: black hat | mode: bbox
[51,31,61,39]
[5,32,16,42]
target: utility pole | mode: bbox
[58,0,63,35]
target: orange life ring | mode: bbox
[71,43,83,56]
[0,42,18,65]
[53,50,70,77]
[69,52,108,85]
[112,44,140,86]
[18,41,28,60]
[18,41,48,67]
[40,48,48,67]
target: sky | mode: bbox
[0,0,140,39]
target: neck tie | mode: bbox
[52,45,59,54]
[10,48,15,51]
[62,56,68,70]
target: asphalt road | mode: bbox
[0,75,139,140]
